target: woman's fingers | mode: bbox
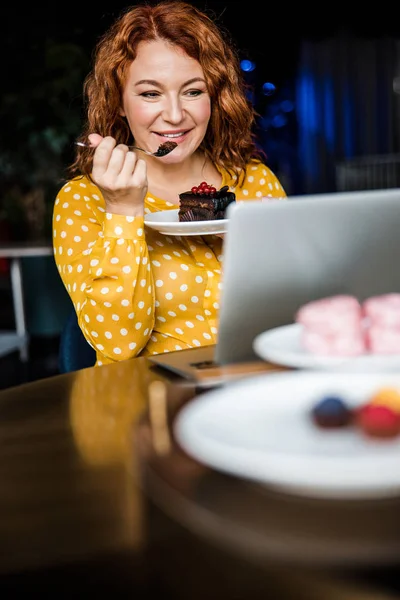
[129,158,148,198]
[93,139,146,188]
[119,153,147,184]
[92,137,117,179]
[107,144,131,179]
[90,136,147,214]
[87,132,104,147]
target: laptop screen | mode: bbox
[215,189,400,365]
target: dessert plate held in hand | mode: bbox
[144,209,228,236]
[253,323,400,371]
[174,371,400,499]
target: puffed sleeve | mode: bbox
[53,177,155,364]
[234,161,287,201]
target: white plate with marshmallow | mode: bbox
[253,323,400,372]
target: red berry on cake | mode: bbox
[178,182,236,222]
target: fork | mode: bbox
[75,140,177,157]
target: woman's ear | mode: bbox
[119,107,126,117]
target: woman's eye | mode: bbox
[185,89,204,97]
[141,91,160,98]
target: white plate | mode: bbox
[174,371,400,498]
[253,323,400,372]
[144,209,228,236]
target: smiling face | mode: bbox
[120,39,211,163]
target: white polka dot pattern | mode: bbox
[52,162,286,365]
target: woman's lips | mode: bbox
[155,130,190,143]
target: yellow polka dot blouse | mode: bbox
[53,161,286,365]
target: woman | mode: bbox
[53,0,286,366]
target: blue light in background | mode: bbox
[280,99,294,112]
[262,82,276,96]
[297,71,317,133]
[240,59,256,72]
[271,114,287,128]
[343,82,354,158]
[296,69,318,179]
[323,75,335,151]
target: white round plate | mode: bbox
[174,371,400,499]
[253,323,400,372]
[144,209,228,236]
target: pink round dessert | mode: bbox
[362,293,400,328]
[301,330,366,356]
[295,295,367,356]
[295,295,363,334]
[366,326,400,354]
[362,294,400,354]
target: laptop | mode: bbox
[150,187,400,384]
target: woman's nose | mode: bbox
[162,97,184,124]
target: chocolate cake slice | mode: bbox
[178,182,236,222]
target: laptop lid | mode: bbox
[215,188,400,365]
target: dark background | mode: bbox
[5,2,400,93]
[2,0,400,206]
[6,2,400,79]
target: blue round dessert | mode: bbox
[311,395,353,429]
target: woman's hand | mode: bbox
[89,134,148,217]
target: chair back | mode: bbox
[59,310,96,373]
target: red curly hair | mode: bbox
[69,1,264,185]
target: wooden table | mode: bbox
[1,354,400,598]
[0,242,53,361]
